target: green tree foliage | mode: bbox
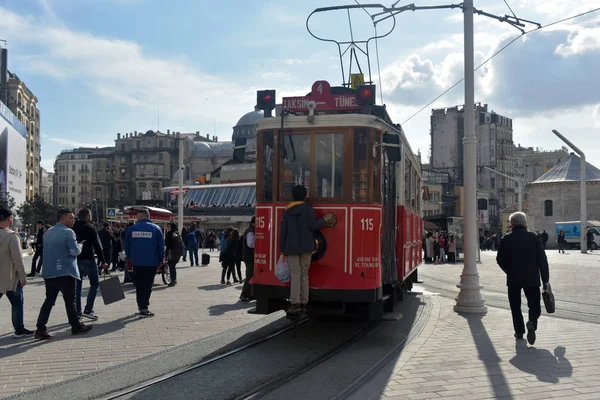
[17,195,60,233]
[0,190,16,211]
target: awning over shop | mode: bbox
[424,220,439,231]
[183,183,256,207]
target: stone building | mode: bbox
[53,148,94,208]
[6,71,41,200]
[83,130,232,209]
[430,103,514,233]
[39,167,54,204]
[514,145,569,186]
[527,154,600,246]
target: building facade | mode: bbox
[514,145,569,186]
[6,71,41,200]
[430,103,515,233]
[53,148,94,208]
[39,167,54,204]
[527,154,600,246]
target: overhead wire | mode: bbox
[400,7,600,126]
[354,0,385,104]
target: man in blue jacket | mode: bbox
[125,209,165,317]
[35,209,93,339]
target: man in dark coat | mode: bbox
[497,212,550,345]
[240,217,255,302]
[98,223,113,270]
[280,185,332,316]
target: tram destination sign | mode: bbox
[282,80,360,112]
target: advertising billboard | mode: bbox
[0,101,27,207]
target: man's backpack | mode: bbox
[187,230,198,245]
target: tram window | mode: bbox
[372,132,381,203]
[262,131,274,202]
[281,134,312,201]
[315,133,344,198]
[353,129,369,202]
[405,158,411,209]
[411,169,417,208]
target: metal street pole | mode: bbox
[552,130,587,253]
[454,0,487,314]
[177,137,184,233]
[484,166,523,212]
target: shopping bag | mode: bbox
[274,255,290,283]
[99,272,126,305]
[542,282,555,314]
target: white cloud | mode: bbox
[0,7,255,130]
[48,137,113,148]
[555,26,600,56]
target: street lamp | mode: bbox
[484,166,524,212]
[552,129,587,253]
[453,0,487,314]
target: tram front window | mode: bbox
[315,133,344,198]
[282,134,311,201]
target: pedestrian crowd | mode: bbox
[0,205,257,339]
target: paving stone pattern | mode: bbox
[0,251,260,398]
[360,256,600,399]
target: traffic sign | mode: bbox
[351,73,364,89]
[106,208,117,219]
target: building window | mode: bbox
[72,186,75,193]
[544,199,553,217]
[72,165,75,172]
[72,197,75,204]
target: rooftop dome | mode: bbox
[232,109,264,142]
[532,154,600,184]
[144,130,157,136]
[236,110,264,127]
[192,141,234,158]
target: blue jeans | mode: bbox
[76,260,99,315]
[188,243,199,266]
[0,284,25,332]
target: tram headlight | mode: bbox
[257,90,276,112]
[356,85,376,106]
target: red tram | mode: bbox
[251,80,423,318]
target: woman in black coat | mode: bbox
[221,229,241,285]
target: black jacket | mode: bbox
[280,202,325,256]
[242,225,255,264]
[73,220,105,264]
[99,228,113,254]
[496,226,549,288]
[35,228,44,249]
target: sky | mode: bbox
[1,0,599,172]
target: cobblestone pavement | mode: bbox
[0,251,260,398]
[353,251,600,400]
[417,251,600,323]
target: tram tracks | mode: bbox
[102,294,430,400]
[100,321,302,400]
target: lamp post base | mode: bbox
[454,273,487,314]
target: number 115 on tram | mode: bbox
[251,80,423,319]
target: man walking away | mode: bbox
[35,209,92,339]
[0,208,33,337]
[280,185,332,316]
[28,220,44,277]
[541,230,549,250]
[557,230,566,254]
[98,223,114,270]
[497,212,550,345]
[165,222,183,287]
[73,208,108,321]
[240,217,255,302]
[125,209,165,317]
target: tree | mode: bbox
[0,190,16,211]
[17,195,60,233]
